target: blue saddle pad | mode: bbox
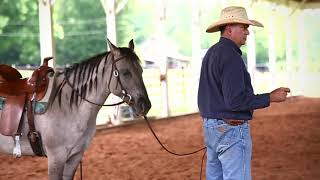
[0,97,48,114]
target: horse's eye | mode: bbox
[123,70,132,77]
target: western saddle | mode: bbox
[0,57,54,156]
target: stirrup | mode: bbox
[13,135,22,158]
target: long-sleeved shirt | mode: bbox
[197,37,270,120]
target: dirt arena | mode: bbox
[0,96,319,180]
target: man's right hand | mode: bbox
[270,87,291,102]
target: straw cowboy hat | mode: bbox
[206,6,263,33]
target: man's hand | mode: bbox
[270,87,291,102]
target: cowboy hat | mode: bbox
[206,6,263,33]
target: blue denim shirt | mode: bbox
[197,37,270,120]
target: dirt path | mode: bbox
[0,96,319,180]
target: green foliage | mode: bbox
[0,0,319,70]
[200,0,221,49]
[0,0,40,65]
[53,0,106,65]
[116,0,156,47]
[164,0,192,56]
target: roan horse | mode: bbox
[0,39,151,180]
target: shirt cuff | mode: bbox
[255,93,270,109]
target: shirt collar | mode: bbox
[219,37,242,55]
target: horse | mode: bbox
[0,39,152,180]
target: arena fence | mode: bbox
[17,68,320,125]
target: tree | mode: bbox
[52,0,106,65]
[0,0,40,65]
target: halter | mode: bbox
[107,54,133,105]
[64,53,132,107]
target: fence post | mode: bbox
[38,0,55,67]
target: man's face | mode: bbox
[228,24,250,47]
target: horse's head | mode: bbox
[107,39,151,116]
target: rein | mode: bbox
[143,115,207,180]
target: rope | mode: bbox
[200,148,207,180]
[143,116,206,156]
[143,116,207,179]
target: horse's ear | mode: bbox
[107,38,120,55]
[128,39,134,50]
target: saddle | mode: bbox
[0,57,54,136]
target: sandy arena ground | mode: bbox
[0,96,319,180]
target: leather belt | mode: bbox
[223,119,247,126]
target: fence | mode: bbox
[17,67,320,125]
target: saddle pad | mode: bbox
[0,94,25,136]
[0,97,4,109]
[0,97,48,114]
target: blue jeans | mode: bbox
[203,118,252,180]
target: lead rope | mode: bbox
[78,115,207,180]
[200,148,207,180]
[143,116,207,179]
[80,160,83,180]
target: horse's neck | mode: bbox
[52,55,112,112]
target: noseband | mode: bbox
[64,53,132,107]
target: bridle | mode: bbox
[64,53,132,107]
[107,54,133,106]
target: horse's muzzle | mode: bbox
[134,97,151,116]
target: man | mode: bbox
[197,6,290,180]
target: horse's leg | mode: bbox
[63,151,84,180]
[47,152,67,180]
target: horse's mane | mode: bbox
[51,48,141,108]
[50,52,108,107]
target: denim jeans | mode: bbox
[203,118,252,180]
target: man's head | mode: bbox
[206,6,263,47]
[220,23,250,47]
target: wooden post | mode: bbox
[246,7,257,88]
[101,0,117,45]
[106,0,117,45]
[268,15,276,90]
[297,11,307,95]
[158,0,169,117]
[285,19,293,93]
[38,0,55,67]
[191,0,202,112]
[191,0,201,75]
